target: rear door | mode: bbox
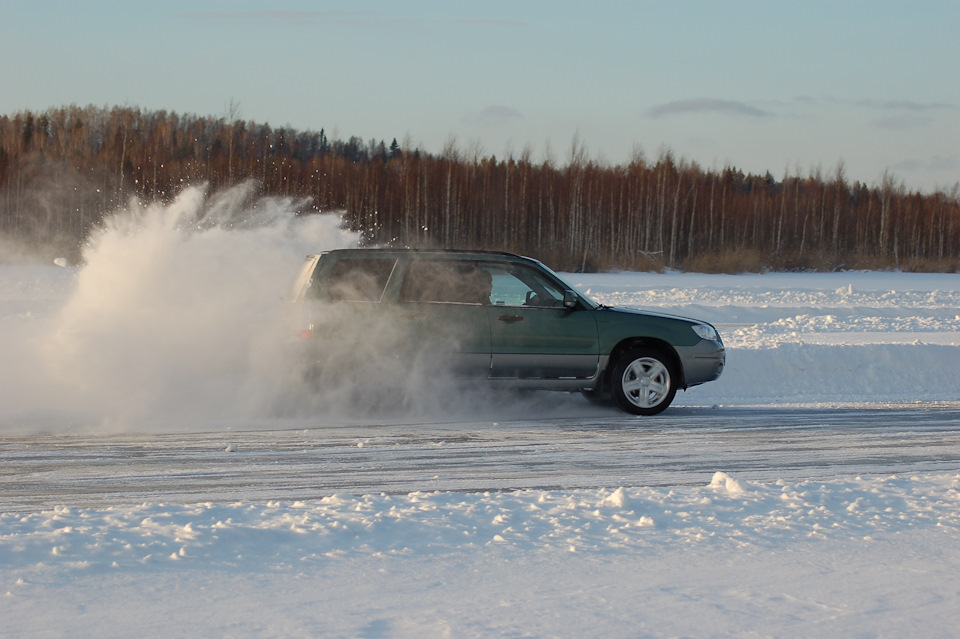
[394,258,492,377]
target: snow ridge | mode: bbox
[4,474,959,573]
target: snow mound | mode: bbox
[709,471,748,496]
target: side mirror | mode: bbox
[562,289,579,309]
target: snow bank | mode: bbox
[569,270,960,408]
[4,473,960,637]
[5,474,958,569]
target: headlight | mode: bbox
[691,323,719,341]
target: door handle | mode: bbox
[497,314,524,323]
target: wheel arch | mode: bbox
[604,338,686,391]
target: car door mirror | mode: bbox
[562,289,579,309]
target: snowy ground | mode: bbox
[570,270,960,409]
[2,191,959,637]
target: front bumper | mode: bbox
[676,339,725,387]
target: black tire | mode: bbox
[609,347,677,416]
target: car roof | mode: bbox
[310,248,536,262]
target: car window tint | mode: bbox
[489,265,565,308]
[326,258,396,301]
[399,260,493,305]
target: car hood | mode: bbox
[598,305,708,326]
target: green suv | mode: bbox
[290,249,724,415]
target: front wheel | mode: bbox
[610,348,677,416]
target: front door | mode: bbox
[483,263,599,379]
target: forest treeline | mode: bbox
[1,104,958,271]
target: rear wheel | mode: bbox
[610,348,677,415]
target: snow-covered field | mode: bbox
[2,188,959,637]
[571,269,960,409]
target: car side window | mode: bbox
[399,260,493,305]
[326,258,396,301]
[488,265,565,308]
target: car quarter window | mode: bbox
[399,260,493,305]
[326,258,396,301]
[488,264,565,308]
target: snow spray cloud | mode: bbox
[0,182,360,431]
[0,181,598,433]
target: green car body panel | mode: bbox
[290,249,725,414]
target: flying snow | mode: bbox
[0,182,360,430]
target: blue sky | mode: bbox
[2,0,957,192]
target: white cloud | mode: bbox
[646,99,771,119]
[892,155,959,173]
[462,105,526,128]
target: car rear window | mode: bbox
[326,258,396,301]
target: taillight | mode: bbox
[297,327,313,339]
